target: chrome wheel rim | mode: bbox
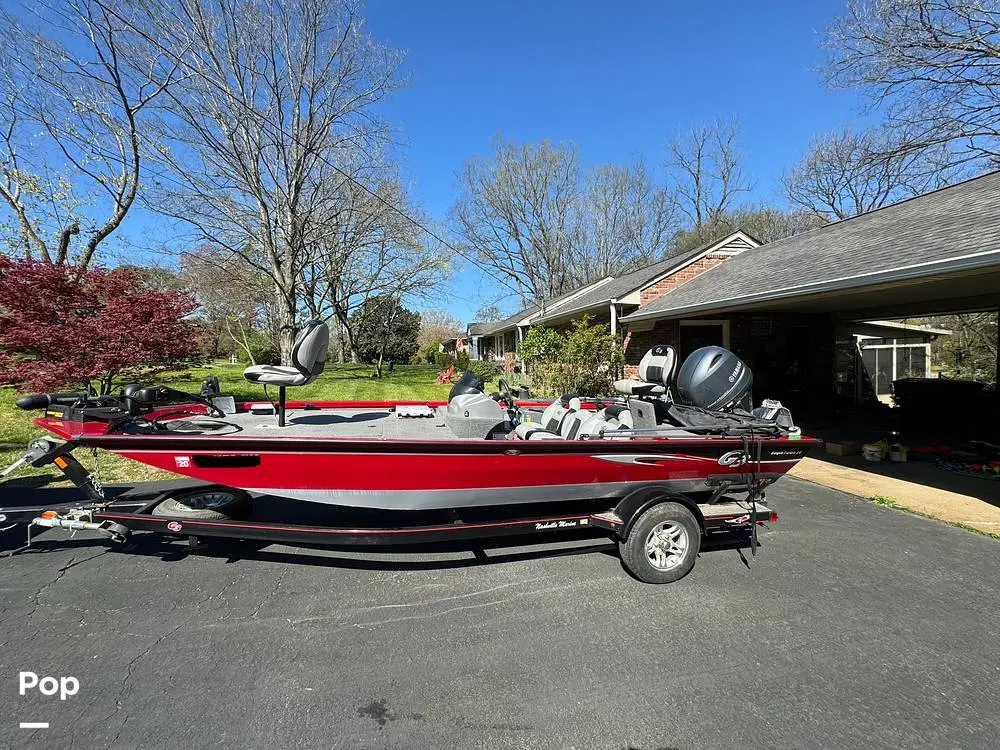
[181,491,238,510]
[644,521,689,571]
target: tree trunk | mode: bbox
[276,285,297,365]
[332,302,360,364]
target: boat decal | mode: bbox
[718,450,748,467]
[592,454,705,465]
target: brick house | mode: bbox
[529,231,759,376]
[467,277,614,361]
[619,171,1000,415]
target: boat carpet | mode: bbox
[162,407,462,440]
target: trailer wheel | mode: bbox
[619,502,701,584]
[152,488,252,520]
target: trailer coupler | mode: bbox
[27,511,130,545]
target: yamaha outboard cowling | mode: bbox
[676,346,753,412]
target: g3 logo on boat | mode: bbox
[718,450,748,467]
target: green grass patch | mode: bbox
[868,494,898,508]
[1,362,454,487]
[866,493,999,540]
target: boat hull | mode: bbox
[76,433,814,510]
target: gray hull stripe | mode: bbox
[246,480,723,510]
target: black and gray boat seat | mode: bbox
[514,397,633,441]
[513,398,577,440]
[612,345,677,397]
[596,403,634,430]
[243,319,330,388]
[242,319,330,427]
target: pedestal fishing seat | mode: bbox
[243,319,330,427]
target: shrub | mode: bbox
[521,316,622,397]
[241,329,281,366]
[518,326,565,363]
[466,359,502,383]
[0,258,204,393]
[416,340,443,365]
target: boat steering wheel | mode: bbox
[497,378,516,409]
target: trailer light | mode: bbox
[769,511,778,523]
[54,457,68,469]
[41,511,58,519]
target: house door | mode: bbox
[679,322,727,359]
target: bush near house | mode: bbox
[518,316,623,397]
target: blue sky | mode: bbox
[103,1,862,323]
[359,0,863,321]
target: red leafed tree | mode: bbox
[0,258,204,393]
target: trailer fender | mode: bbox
[613,485,704,539]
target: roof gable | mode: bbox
[531,231,759,325]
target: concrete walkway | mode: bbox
[789,457,1000,534]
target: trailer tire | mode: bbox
[619,502,701,584]
[152,488,252,520]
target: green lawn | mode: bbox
[0,362,454,487]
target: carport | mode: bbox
[620,171,1000,417]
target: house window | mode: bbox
[858,341,932,396]
[679,320,731,358]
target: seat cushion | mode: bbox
[539,401,574,433]
[613,379,667,396]
[242,365,310,386]
[574,413,609,439]
[514,423,563,440]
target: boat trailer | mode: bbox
[1,438,776,584]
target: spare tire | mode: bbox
[152,487,252,520]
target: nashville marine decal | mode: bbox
[535,520,579,530]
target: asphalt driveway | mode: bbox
[1,477,998,749]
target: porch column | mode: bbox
[610,303,618,336]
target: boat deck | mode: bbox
[166,407,462,440]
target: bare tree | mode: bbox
[0,0,177,267]
[299,173,450,362]
[669,206,823,253]
[783,126,956,220]
[825,0,1000,162]
[418,310,464,348]
[179,244,279,359]
[666,119,751,229]
[473,304,506,323]
[451,137,584,304]
[581,157,677,279]
[135,0,405,363]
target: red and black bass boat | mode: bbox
[2,321,818,583]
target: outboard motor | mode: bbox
[675,346,753,412]
[445,371,508,439]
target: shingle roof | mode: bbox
[532,232,757,324]
[466,278,612,335]
[622,170,1000,321]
